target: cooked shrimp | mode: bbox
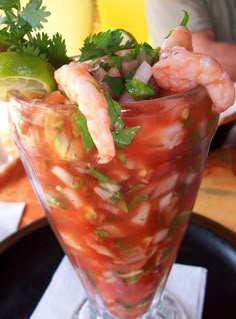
[54,62,115,164]
[161,26,193,52]
[153,46,235,113]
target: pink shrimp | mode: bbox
[153,46,235,113]
[54,62,115,164]
[161,26,193,52]
[153,26,235,113]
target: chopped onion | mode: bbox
[158,193,173,211]
[62,233,83,252]
[152,229,169,244]
[98,224,126,238]
[94,186,111,201]
[103,271,117,283]
[117,269,143,279]
[131,201,151,225]
[133,61,153,84]
[51,165,74,186]
[60,187,83,209]
[55,131,70,158]
[152,172,179,199]
[88,242,114,257]
[100,182,120,193]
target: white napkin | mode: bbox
[0,137,10,167]
[30,257,207,319]
[0,202,26,241]
[219,100,236,125]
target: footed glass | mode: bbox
[8,86,218,319]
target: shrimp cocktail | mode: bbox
[1,2,235,319]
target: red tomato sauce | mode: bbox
[11,87,218,318]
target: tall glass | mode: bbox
[8,86,218,319]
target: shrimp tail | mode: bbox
[161,26,193,52]
[206,72,236,113]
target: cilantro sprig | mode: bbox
[166,10,189,39]
[180,10,190,27]
[79,30,159,67]
[0,0,71,67]
[79,29,137,62]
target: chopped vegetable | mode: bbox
[86,165,110,183]
[70,110,94,153]
[79,29,137,62]
[105,91,141,147]
[125,79,156,99]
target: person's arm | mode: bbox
[145,0,211,46]
[192,30,236,81]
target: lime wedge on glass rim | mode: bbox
[0,52,57,101]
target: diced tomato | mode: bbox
[42,90,68,104]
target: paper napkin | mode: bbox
[0,137,10,168]
[219,98,236,125]
[0,202,25,241]
[31,257,207,319]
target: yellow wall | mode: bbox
[95,0,150,43]
[21,0,94,56]
[18,1,151,55]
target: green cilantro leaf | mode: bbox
[0,0,20,11]
[20,0,50,30]
[108,54,123,69]
[166,10,189,39]
[86,165,110,183]
[140,42,160,61]
[94,228,110,237]
[123,71,135,80]
[117,151,127,164]
[104,91,141,147]
[47,33,71,68]
[123,42,159,64]
[17,42,43,57]
[99,60,110,70]
[180,10,189,27]
[0,29,16,50]
[0,0,70,68]
[70,109,94,153]
[170,211,191,233]
[126,45,140,61]
[24,32,50,57]
[112,126,141,147]
[79,29,137,62]
[104,91,121,127]
[102,75,125,98]
[128,194,149,208]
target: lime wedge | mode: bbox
[117,28,138,44]
[0,52,57,101]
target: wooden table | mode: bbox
[0,157,44,227]
[194,147,236,233]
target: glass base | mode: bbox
[145,291,188,319]
[72,291,187,319]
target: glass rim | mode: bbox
[7,85,208,113]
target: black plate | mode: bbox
[0,214,235,319]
